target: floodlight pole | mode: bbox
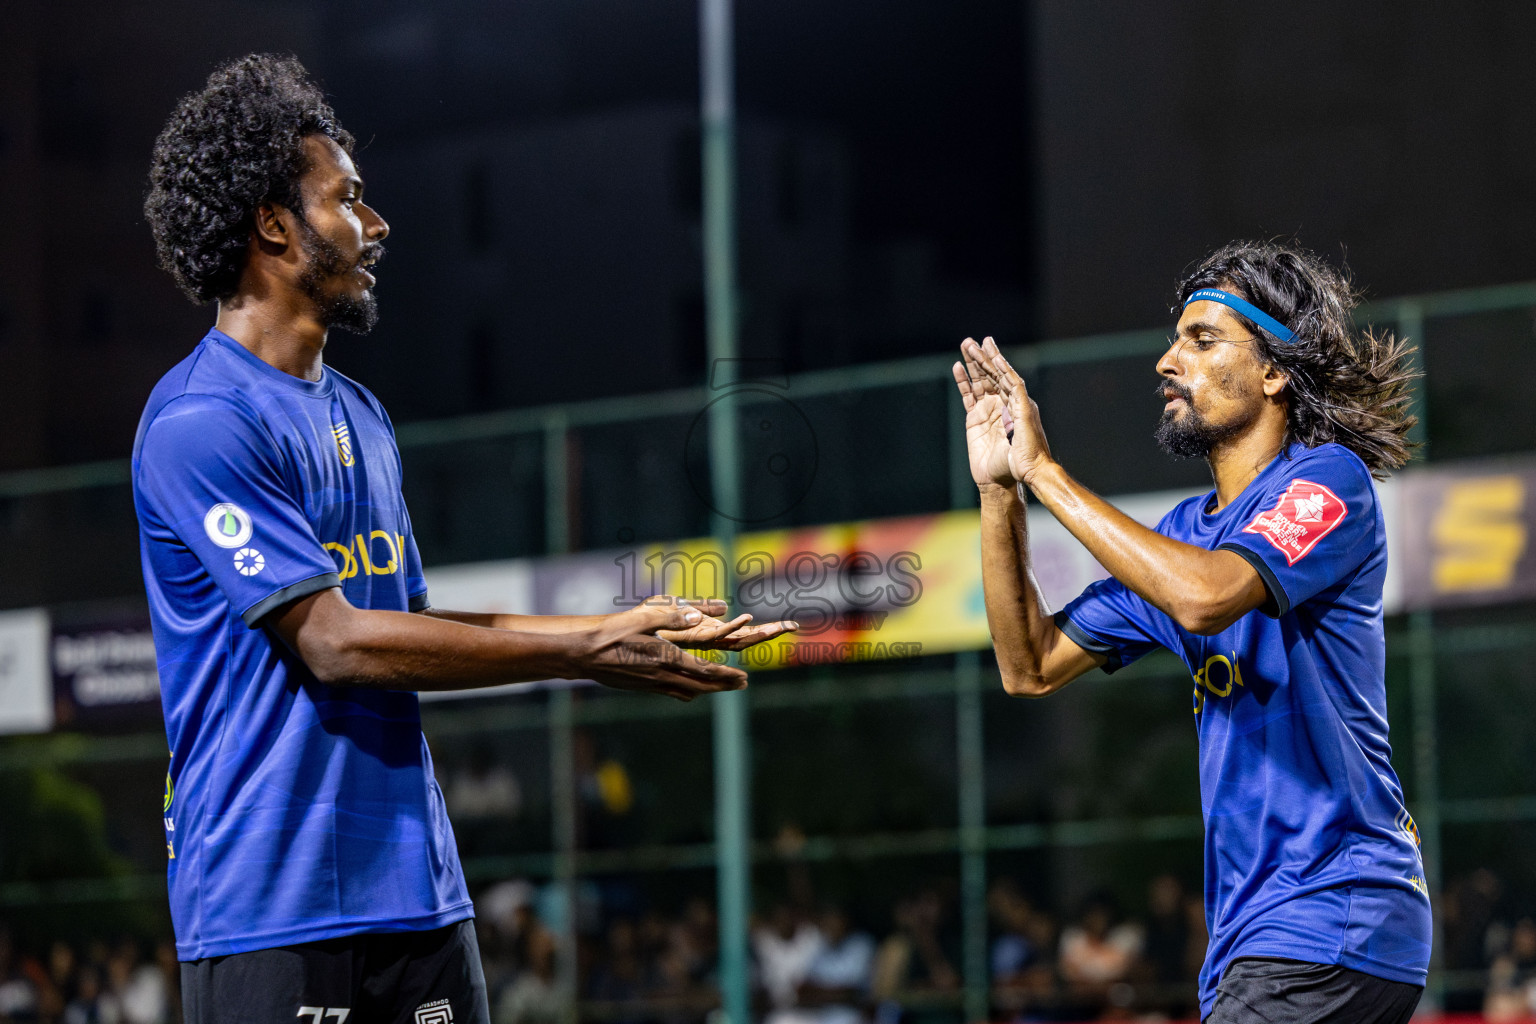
[701,2,752,1024]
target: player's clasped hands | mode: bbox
[952,336,1055,490]
[577,595,798,702]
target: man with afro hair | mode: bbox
[136,54,792,1024]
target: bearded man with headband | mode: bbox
[956,241,1430,1023]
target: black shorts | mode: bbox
[1206,957,1423,1024]
[181,919,490,1024]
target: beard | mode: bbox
[1153,380,1246,459]
[296,223,383,335]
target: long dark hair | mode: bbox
[1174,240,1419,477]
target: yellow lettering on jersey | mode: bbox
[1192,652,1245,712]
[327,534,406,579]
[354,534,377,575]
[368,530,399,576]
[325,541,360,580]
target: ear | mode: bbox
[1261,362,1289,399]
[252,202,293,247]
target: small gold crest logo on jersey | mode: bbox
[333,423,354,466]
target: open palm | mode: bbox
[953,362,1017,488]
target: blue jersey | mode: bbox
[1056,443,1430,1015]
[132,328,472,960]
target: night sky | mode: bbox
[319,0,1030,285]
[3,0,1535,469]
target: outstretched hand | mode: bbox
[657,607,800,651]
[954,337,1054,489]
[574,596,796,701]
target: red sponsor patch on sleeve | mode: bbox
[1242,478,1348,565]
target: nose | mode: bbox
[1156,338,1184,378]
[361,202,389,241]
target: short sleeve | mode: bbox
[1216,451,1378,617]
[137,396,341,626]
[401,506,430,611]
[1054,577,1167,674]
[380,406,430,612]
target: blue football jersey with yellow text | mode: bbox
[133,328,471,960]
[1057,443,1430,1016]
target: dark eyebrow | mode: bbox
[337,176,364,196]
[1175,318,1230,338]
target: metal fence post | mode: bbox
[949,375,989,1020]
[545,412,579,1024]
[549,687,579,1024]
[956,651,988,1022]
[1410,610,1443,1006]
[1397,299,1442,1003]
[702,2,751,1022]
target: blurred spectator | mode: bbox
[1136,875,1204,1018]
[446,745,524,821]
[495,920,563,1024]
[112,939,171,1024]
[1058,891,1142,1000]
[100,942,134,1024]
[445,745,524,858]
[33,940,77,1022]
[587,918,647,1004]
[63,966,105,1024]
[575,732,636,849]
[678,898,719,988]
[1139,875,1188,987]
[987,879,1054,986]
[754,903,823,1021]
[650,933,709,1024]
[1444,867,1506,970]
[31,871,1536,1024]
[153,942,181,1024]
[870,890,960,1024]
[798,908,876,1024]
[1485,916,1536,1022]
[0,927,39,1020]
[477,883,531,997]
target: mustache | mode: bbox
[1157,380,1192,402]
[358,243,386,268]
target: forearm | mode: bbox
[280,598,592,690]
[978,483,1070,695]
[276,587,743,701]
[1025,461,1262,633]
[421,607,607,633]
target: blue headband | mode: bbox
[1183,288,1297,344]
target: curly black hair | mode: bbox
[144,54,355,304]
[1173,241,1420,478]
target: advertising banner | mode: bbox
[50,609,163,732]
[1397,458,1535,610]
[0,608,52,734]
[14,453,1535,726]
